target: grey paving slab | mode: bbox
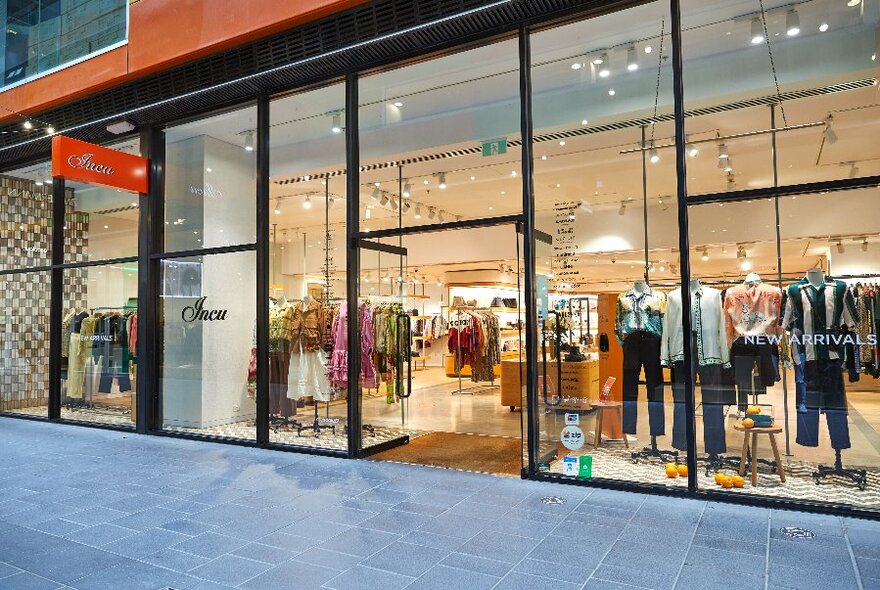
[0,417,869,590]
[405,564,499,590]
[323,564,415,590]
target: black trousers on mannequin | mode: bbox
[671,361,726,455]
[797,359,851,449]
[622,331,665,436]
[269,350,294,417]
[730,337,777,412]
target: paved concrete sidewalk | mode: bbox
[0,418,877,590]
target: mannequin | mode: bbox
[662,278,729,457]
[615,281,668,459]
[724,274,782,415]
[783,270,864,487]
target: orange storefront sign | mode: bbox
[52,136,149,194]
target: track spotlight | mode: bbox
[371,187,380,201]
[596,52,610,77]
[45,126,54,135]
[331,112,342,134]
[22,120,33,130]
[390,197,398,211]
[578,199,592,214]
[365,206,372,220]
[824,116,838,145]
[403,181,411,198]
[328,196,335,207]
[786,9,800,37]
[649,145,660,164]
[659,262,666,273]
[428,207,437,220]
[303,195,312,209]
[718,143,729,160]
[849,163,860,178]
[737,246,747,260]
[571,61,582,70]
[701,248,709,262]
[626,45,638,71]
[862,239,869,252]
[618,201,626,216]
[402,199,411,212]
[244,131,254,151]
[437,172,447,189]
[414,205,422,220]
[723,158,734,174]
[835,240,845,254]
[686,140,699,158]
[592,52,606,65]
[608,88,616,96]
[750,17,764,45]
[658,196,669,211]
[819,21,829,32]
[438,211,445,223]
[274,199,281,215]
[379,192,389,206]
[727,175,737,191]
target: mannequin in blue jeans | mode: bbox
[794,350,807,413]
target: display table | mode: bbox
[499,359,599,411]
[735,424,785,486]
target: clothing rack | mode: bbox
[450,305,475,396]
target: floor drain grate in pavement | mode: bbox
[780,526,816,539]
[540,496,567,505]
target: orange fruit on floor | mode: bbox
[732,475,745,488]
[721,475,734,488]
[665,463,679,478]
[714,472,725,485]
[677,464,688,477]
[746,405,761,415]
[742,418,755,429]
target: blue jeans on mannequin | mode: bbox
[794,350,807,413]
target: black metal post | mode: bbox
[518,24,539,478]
[670,0,698,492]
[138,126,165,433]
[641,125,650,282]
[256,95,271,445]
[345,72,362,458]
[48,177,65,420]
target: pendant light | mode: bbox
[402,181,411,198]
[824,116,838,145]
[786,9,800,37]
[649,143,660,164]
[330,112,342,134]
[414,205,422,220]
[244,131,254,151]
[22,120,33,130]
[437,172,447,189]
[273,199,281,215]
[750,17,764,45]
[371,186,380,201]
[303,195,312,209]
[626,45,638,71]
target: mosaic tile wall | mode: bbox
[0,176,88,410]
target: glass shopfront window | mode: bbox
[0,271,50,417]
[266,83,348,450]
[164,105,257,253]
[60,262,138,427]
[1,0,128,90]
[529,2,682,490]
[682,0,879,195]
[358,39,522,231]
[159,252,256,439]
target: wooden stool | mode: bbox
[734,424,785,486]
[591,402,628,449]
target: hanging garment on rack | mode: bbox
[327,302,379,390]
[269,301,295,417]
[288,300,332,401]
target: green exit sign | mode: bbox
[482,138,507,157]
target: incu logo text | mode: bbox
[66,153,114,176]
[182,297,228,322]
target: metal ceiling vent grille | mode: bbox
[0,0,596,169]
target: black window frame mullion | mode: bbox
[48,177,65,420]
[345,71,362,459]
[256,95,271,446]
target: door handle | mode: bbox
[397,312,412,399]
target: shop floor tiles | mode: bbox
[0,416,875,589]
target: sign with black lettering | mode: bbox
[182,297,228,322]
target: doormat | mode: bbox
[371,431,522,476]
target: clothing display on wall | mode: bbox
[615,285,666,436]
[849,284,880,378]
[447,309,502,383]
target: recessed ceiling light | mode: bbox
[571,62,582,70]
[644,45,652,54]
[559,140,566,146]
[393,101,403,107]
[541,155,547,160]
[818,22,829,32]
[581,119,588,125]
[750,17,764,45]
[608,88,616,96]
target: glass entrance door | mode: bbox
[356,239,412,453]
[356,224,528,476]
